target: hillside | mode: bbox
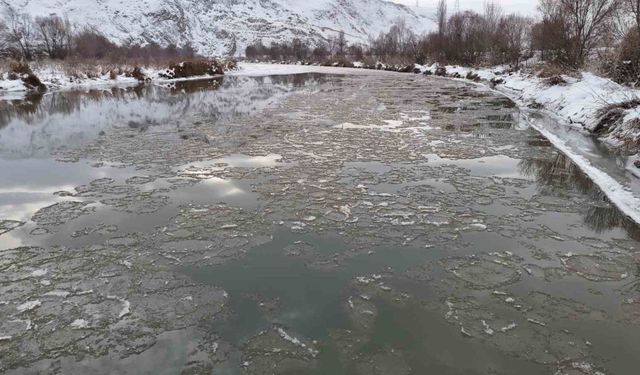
[3,0,435,56]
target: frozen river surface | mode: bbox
[1,71,639,375]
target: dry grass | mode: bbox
[2,61,47,91]
[594,99,640,134]
[535,63,581,79]
[159,59,225,79]
[543,75,567,86]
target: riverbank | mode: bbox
[0,59,236,100]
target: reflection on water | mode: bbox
[520,151,640,239]
[0,74,328,159]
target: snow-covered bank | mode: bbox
[0,62,233,100]
[410,63,640,224]
[227,62,394,77]
[417,64,640,149]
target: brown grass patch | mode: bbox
[594,99,640,134]
[159,59,225,79]
[543,75,567,86]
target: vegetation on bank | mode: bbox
[245,0,640,88]
[0,9,237,92]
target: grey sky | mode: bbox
[392,0,539,15]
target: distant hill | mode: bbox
[3,0,435,56]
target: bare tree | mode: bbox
[36,15,72,59]
[543,0,619,66]
[436,0,447,35]
[4,9,37,60]
[498,15,533,67]
[623,0,640,37]
[337,31,346,56]
[0,20,7,55]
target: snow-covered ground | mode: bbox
[0,64,229,100]
[4,0,434,57]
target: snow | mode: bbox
[17,300,41,313]
[0,64,225,100]
[229,63,392,77]
[30,269,48,278]
[70,319,89,329]
[6,0,435,57]
[276,327,319,356]
[107,295,131,319]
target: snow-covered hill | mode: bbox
[3,0,435,56]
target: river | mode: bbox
[1,70,639,374]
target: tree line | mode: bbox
[0,9,197,63]
[245,0,640,86]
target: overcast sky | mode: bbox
[392,0,539,15]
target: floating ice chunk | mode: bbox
[460,326,472,337]
[276,327,318,356]
[107,296,130,319]
[527,318,546,327]
[339,205,351,220]
[468,223,487,230]
[43,290,70,298]
[17,300,41,313]
[356,276,373,284]
[500,323,517,332]
[31,269,48,277]
[70,319,89,329]
[481,320,494,336]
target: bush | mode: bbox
[544,75,567,86]
[607,28,640,86]
[21,73,46,91]
[593,99,640,134]
[466,71,481,82]
[9,62,46,91]
[10,62,33,75]
[435,66,447,76]
[126,66,147,81]
[159,59,224,79]
[321,57,354,68]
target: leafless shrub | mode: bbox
[594,98,640,133]
[36,15,72,59]
[159,59,224,79]
[535,0,618,68]
[544,75,568,85]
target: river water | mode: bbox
[1,72,639,375]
